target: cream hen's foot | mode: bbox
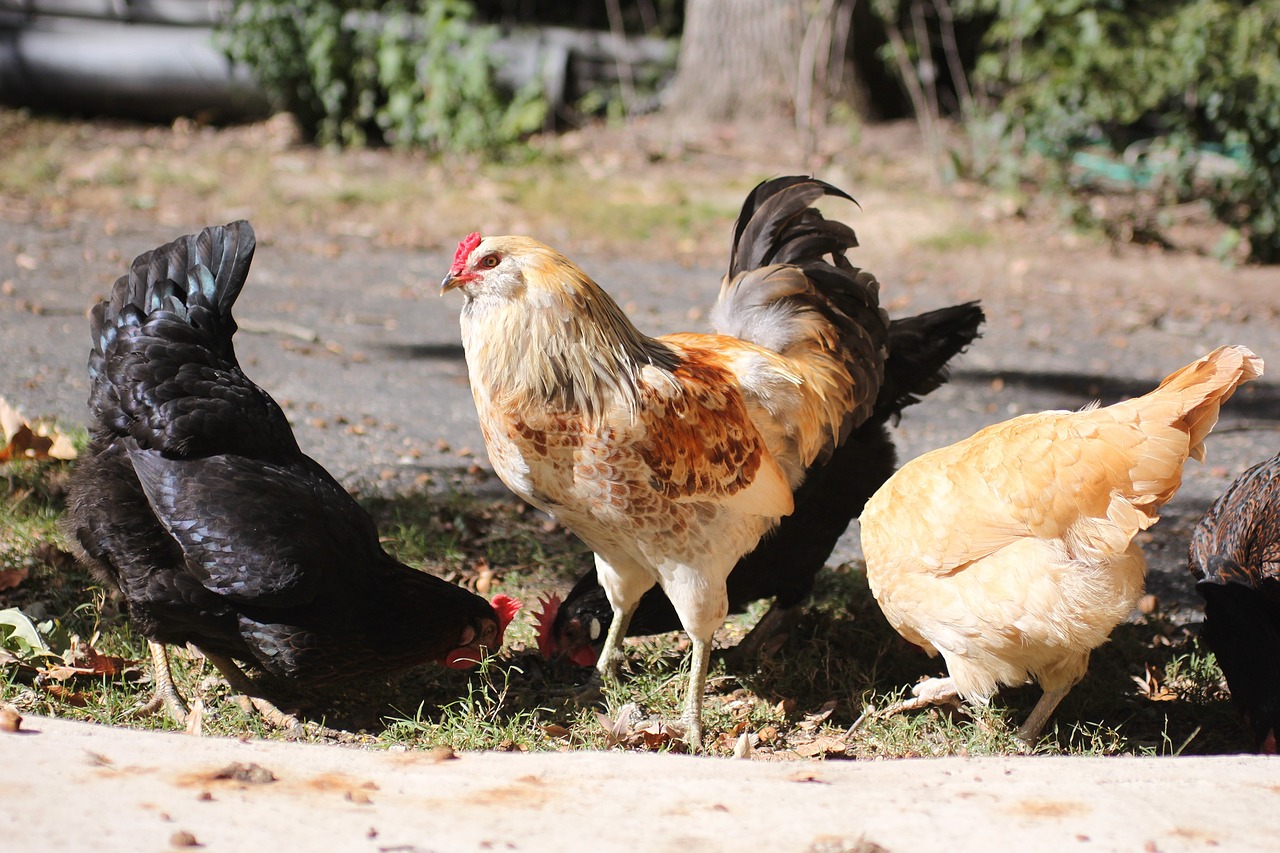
[870,676,963,722]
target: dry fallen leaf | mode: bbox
[0,397,78,462]
[185,699,205,737]
[169,830,200,848]
[793,734,850,758]
[1132,664,1178,702]
[42,684,89,706]
[0,567,29,592]
[0,706,22,732]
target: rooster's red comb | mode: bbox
[452,232,483,275]
[532,594,562,660]
[490,593,522,635]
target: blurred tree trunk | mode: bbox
[665,0,855,126]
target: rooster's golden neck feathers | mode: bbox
[447,235,680,420]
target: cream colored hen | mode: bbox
[860,345,1263,742]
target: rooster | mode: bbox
[67,221,519,731]
[860,345,1263,742]
[534,302,985,668]
[443,177,887,749]
[1190,452,1280,753]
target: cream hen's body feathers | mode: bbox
[861,345,1263,736]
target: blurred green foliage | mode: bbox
[876,0,1280,262]
[220,0,547,152]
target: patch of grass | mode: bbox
[914,226,995,253]
[0,108,748,260]
[0,458,1252,759]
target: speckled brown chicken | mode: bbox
[443,177,888,749]
[1191,452,1280,753]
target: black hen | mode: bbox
[1190,452,1280,753]
[66,222,519,727]
[534,228,984,666]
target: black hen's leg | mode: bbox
[203,652,344,739]
[131,640,190,725]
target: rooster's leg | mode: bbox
[203,652,343,738]
[596,601,638,681]
[1017,684,1073,743]
[682,636,713,751]
[130,640,190,726]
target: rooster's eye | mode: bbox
[480,255,499,269]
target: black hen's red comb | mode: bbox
[452,232,482,275]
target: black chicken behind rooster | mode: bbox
[1190,452,1280,753]
[535,301,985,667]
[66,222,518,729]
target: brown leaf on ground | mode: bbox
[793,734,850,758]
[43,637,136,681]
[42,684,89,706]
[0,397,78,462]
[0,706,22,732]
[0,566,29,592]
[1132,664,1178,702]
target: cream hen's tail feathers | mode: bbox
[1082,344,1263,554]
[1150,344,1263,463]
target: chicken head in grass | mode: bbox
[860,345,1263,744]
[444,177,888,749]
[66,221,520,734]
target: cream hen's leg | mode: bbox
[664,567,731,752]
[682,636,713,750]
[1018,653,1089,743]
[1017,684,1073,743]
[876,676,963,719]
[596,600,639,681]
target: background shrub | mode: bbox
[874,0,1280,262]
[220,0,547,152]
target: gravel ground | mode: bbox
[4,206,1278,614]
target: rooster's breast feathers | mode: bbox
[484,334,796,524]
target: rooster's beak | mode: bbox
[440,273,462,295]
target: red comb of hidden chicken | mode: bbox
[534,594,598,667]
[491,593,522,639]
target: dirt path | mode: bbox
[3,713,1277,852]
[5,195,1278,611]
